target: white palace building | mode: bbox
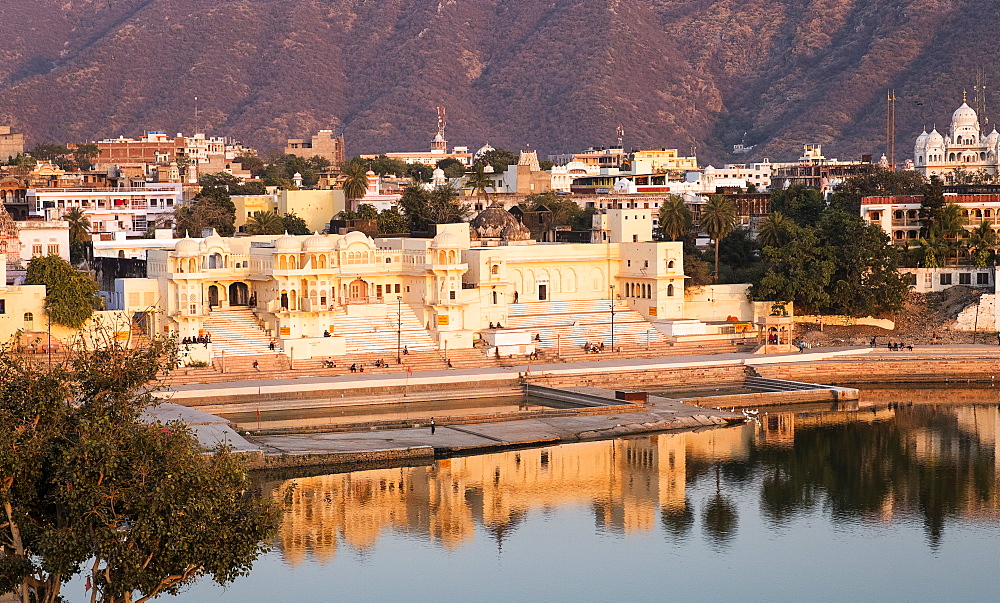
[105,207,762,364]
[914,99,1000,180]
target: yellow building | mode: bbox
[231,194,278,230]
[631,149,699,174]
[278,189,345,233]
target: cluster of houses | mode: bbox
[3,99,1000,361]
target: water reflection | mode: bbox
[269,400,1000,566]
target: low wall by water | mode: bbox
[755,359,1000,384]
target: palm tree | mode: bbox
[341,161,369,204]
[968,220,998,266]
[245,210,284,235]
[936,203,968,265]
[466,164,493,205]
[700,195,737,282]
[62,207,90,262]
[658,195,692,241]
[757,211,791,248]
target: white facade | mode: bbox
[914,101,1000,179]
[28,183,182,237]
[17,220,70,263]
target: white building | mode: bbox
[914,100,1000,180]
[17,220,70,263]
[28,183,183,237]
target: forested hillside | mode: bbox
[0,0,989,161]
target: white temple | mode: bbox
[914,98,1000,180]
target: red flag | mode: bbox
[86,576,92,591]
[406,366,413,374]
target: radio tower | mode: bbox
[973,67,988,126]
[616,123,624,149]
[885,89,896,170]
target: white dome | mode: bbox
[915,129,929,149]
[987,129,999,147]
[203,229,224,250]
[926,128,944,147]
[274,233,301,252]
[952,102,979,128]
[174,237,200,256]
[431,230,464,248]
[302,232,333,251]
[336,230,371,249]
[474,143,495,160]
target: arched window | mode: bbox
[894,210,903,219]
[491,265,499,275]
[492,291,498,304]
[667,260,675,269]
[278,256,287,270]
[907,210,917,219]
[667,284,674,297]
[894,231,904,239]
[23,312,33,327]
[949,153,956,162]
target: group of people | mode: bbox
[885,342,913,351]
[349,363,366,373]
[488,322,504,329]
[583,342,605,353]
[181,334,211,345]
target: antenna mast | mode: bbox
[974,67,988,126]
[886,89,896,170]
[616,123,624,149]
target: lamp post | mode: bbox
[396,296,402,364]
[609,284,615,353]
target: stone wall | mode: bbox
[953,294,998,332]
[755,359,1000,383]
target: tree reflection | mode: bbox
[702,464,738,549]
[660,499,694,541]
[745,406,998,548]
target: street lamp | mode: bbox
[609,284,615,353]
[396,296,402,364]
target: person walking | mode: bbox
[252,359,260,371]
[430,418,436,435]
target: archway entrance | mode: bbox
[208,285,219,308]
[348,278,369,302]
[229,282,250,306]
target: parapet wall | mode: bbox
[755,359,1000,384]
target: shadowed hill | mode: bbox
[0,0,989,162]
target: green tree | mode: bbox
[701,195,738,282]
[968,221,997,266]
[199,172,241,188]
[770,184,825,227]
[235,152,266,177]
[62,207,91,263]
[918,176,946,238]
[72,143,101,170]
[245,211,285,235]
[538,160,554,171]
[828,165,925,214]
[752,222,836,314]
[476,148,518,174]
[436,158,466,179]
[406,162,434,183]
[356,204,379,220]
[520,192,591,229]
[819,209,911,316]
[397,185,471,231]
[25,254,98,328]
[757,212,792,249]
[29,143,70,162]
[368,155,408,177]
[174,185,236,237]
[466,164,493,205]
[282,212,310,235]
[0,332,280,603]
[377,207,409,234]
[658,195,692,241]
[341,161,369,204]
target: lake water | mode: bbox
[70,387,1000,601]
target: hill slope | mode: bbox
[0,0,989,162]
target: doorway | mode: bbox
[208,285,219,308]
[229,282,249,306]
[538,284,547,301]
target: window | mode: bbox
[940,273,953,285]
[449,290,456,300]
[394,284,401,293]
[0,299,4,313]
[47,244,59,255]
[667,284,674,297]
[32,244,42,256]
[959,273,972,285]
[978,272,991,285]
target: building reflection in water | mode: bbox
[273,401,1000,564]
